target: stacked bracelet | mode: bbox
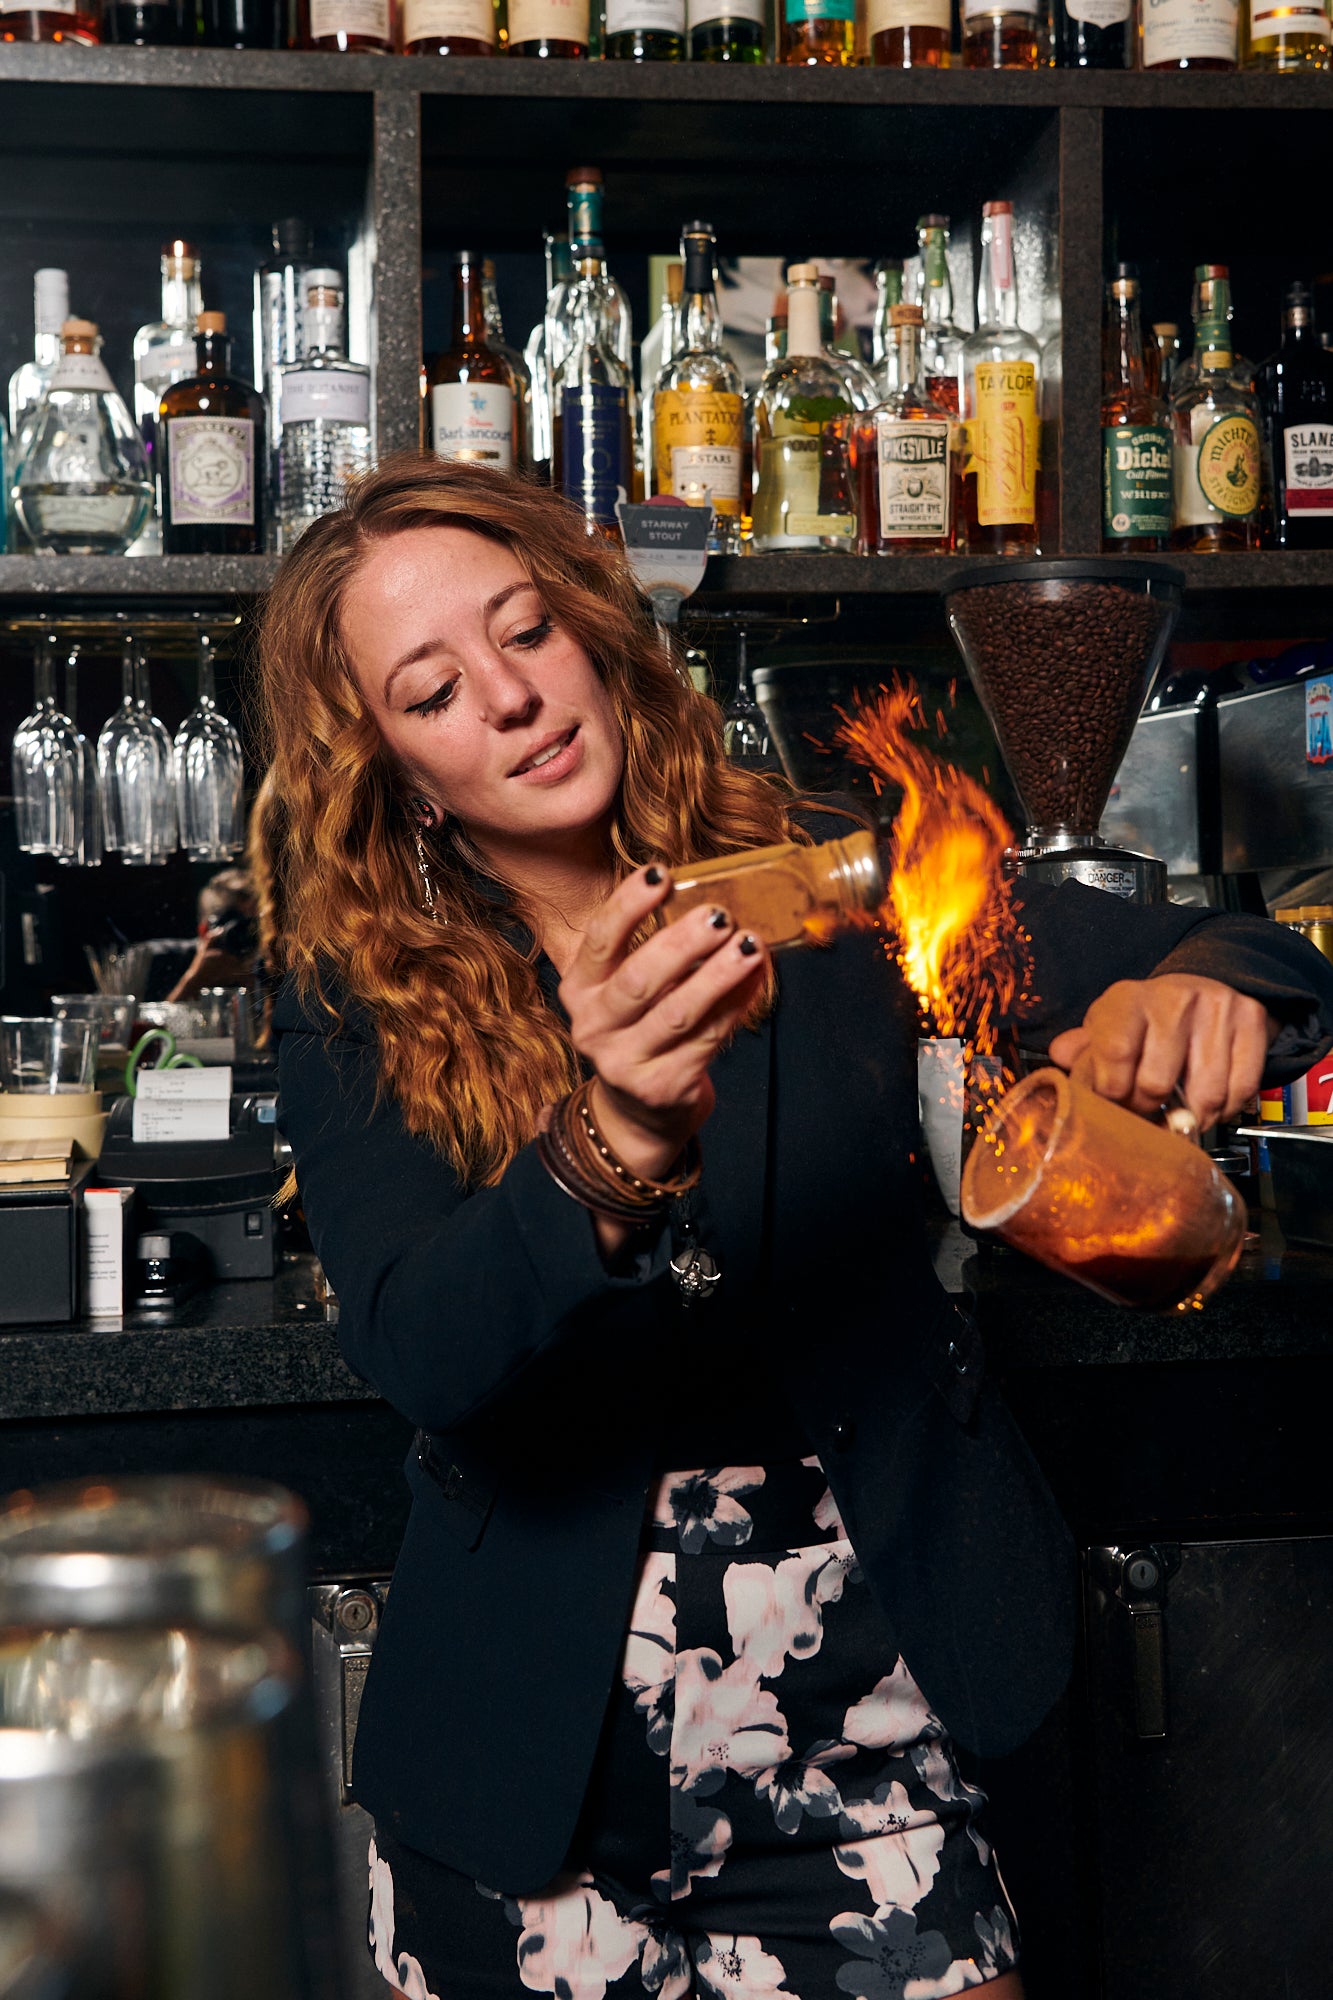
[536,1077,702,1225]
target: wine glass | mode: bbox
[97,638,174,866]
[10,633,82,860]
[174,628,245,862]
[58,641,102,870]
[135,649,178,864]
[721,627,774,771]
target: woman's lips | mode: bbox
[509,725,581,784]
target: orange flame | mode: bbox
[836,682,1030,1058]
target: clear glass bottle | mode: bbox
[554,246,635,541]
[871,260,903,368]
[8,268,70,449]
[277,271,373,552]
[913,215,965,414]
[816,276,880,411]
[429,250,517,468]
[661,828,884,950]
[1241,0,1328,63]
[401,0,494,48]
[960,200,1041,554]
[525,232,574,484]
[652,222,745,554]
[1101,269,1171,553]
[604,0,684,56]
[296,0,395,48]
[1150,320,1181,399]
[130,238,204,557]
[254,218,313,539]
[158,311,266,555]
[482,259,532,472]
[506,0,589,53]
[1256,282,1333,550]
[868,0,950,63]
[13,320,151,556]
[0,0,100,40]
[1170,269,1262,553]
[688,0,765,58]
[857,303,960,556]
[639,258,683,490]
[1140,0,1238,67]
[780,0,855,63]
[961,0,1042,63]
[751,264,857,554]
[547,170,632,385]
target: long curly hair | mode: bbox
[251,454,799,1187]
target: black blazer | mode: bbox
[274,866,1333,1894]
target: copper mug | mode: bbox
[960,1057,1246,1312]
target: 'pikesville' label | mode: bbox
[431,382,514,469]
[876,417,952,539]
[1141,0,1238,65]
[969,360,1038,528]
[1102,423,1171,538]
[167,416,256,527]
[654,388,743,517]
[1283,423,1333,517]
[560,383,630,529]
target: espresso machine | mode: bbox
[944,558,1185,905]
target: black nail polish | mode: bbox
[709,908,730,930]
[645,866,663,886]
[739,935,758,957]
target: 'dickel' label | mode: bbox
[1102,423,1172,538]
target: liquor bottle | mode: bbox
[765,310,788,365]
[428,251,517,469]
[688,0,764,57]
[130,239,204,557]
[402,0,494,44]
[482,261,532,472]
[506,0,589,53]
[780,0,855,63]
[201,0,280,42]
[253,220,312,538]
[604,0,684,56]
[548,170,633,389]
[0,0,99,39]
[1150,320,1181,398]
[652,223,745,554]
[1101,269,1171,553]
[960,200,1041,554]
[1170,271,1262,553]
[751,264,857,554]
[961,0,1042,63]
[1257,284,1333,550]
[1054,0,1129,65]
[868,0,949,62]
[1140,0,1238,67]
[857,304,959,556]
[1241,0,1329,63]
[277,272,373,552]
[8,269,69,450]
[525,233,574,483]
[297,0,394,47]
[554,246,634,540]
[639,259,683,490]
[12,321,151,556]
[815,277,879,412]
[913,216,965,413]
[871,261,903,368]
[158,312,266,555]
[105,0,198,39]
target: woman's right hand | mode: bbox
[558,865,767,1186]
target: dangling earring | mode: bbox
[410,798,444,924]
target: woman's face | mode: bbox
[341,525,625,857]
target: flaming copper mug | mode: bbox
[960,1059,1246,1312]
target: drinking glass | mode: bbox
[97,643,175,866]
[0,1018,97,1095]
[721,627,774,771]
[59,642,102,870]
[10,638,82,861]
[50,994,137,1059]
[174,629,245,862]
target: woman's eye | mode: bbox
[510,617,553,650]
[406,680,458,716]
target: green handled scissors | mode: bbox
[124,1028,205,1097]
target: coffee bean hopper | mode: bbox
[944,558,1185,905]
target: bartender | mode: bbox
[261,458,1333,2000]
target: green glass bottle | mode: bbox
[604,0,684,57]
[688,0,765,58]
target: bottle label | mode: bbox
[1196,411,1261,516]
[785,0,854,21]
[1251,0,1327,31]
[508,0,590,39]
[0,0,78,9]
[688,0,763,23]
[1283,424,1333,515]
[1067,0,1129,20]
[968,360,1038,528]
[964,0,1038,15]
[1102,423,1172,538]
[431,382,514,469]
[403,0,495,38]
[753,431,856,543]
[280,367,371,428]
[167,416,256,528]
[607,0,684,28]
[876,418,952,539]
[561,383,630,529]
[1142,0,1238,64]
[866,0,950,29]
[47,350,116,394]
[309,0,391,33]
[654,389,743,517]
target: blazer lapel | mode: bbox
[699,1009,774,1305]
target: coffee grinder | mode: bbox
[944,558,1184,905]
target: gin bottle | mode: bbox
[960,200,1041,553]
[8,268,69,448]
[652,223,744,553]
[277,271,372,551]
[130,238,204,556]
[158,312,266,554]
[13,320,151,556]
[1170,270,1262,553]
[751,264,856,553]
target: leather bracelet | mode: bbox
[537,1112,659,1225]
[575,1079,703,1201]
[535,1079,701,1224]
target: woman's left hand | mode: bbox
[1048,973,1277,1127]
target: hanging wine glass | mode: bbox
[11,632,82,860]
[97,637,172,866]
[135,649,178,864]
[721,626,774,771]
[174,628,245,862]
[58,641,102,870]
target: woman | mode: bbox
[259,457,1333,2000]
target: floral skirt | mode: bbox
[368,1456,1020,2000]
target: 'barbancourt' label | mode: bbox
[431,382,514,469]
[1102,423,1171,538]
[876,417,952,539]
[1283,423,1333,517]
[167,416,256,527]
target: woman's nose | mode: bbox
[476,657,540,726]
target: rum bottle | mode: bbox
[506,0,589,54]
[1170,270,1262,553]
[0,0,99,38]
[401,0,495,49]
[428,250,517,469]
[158,312,266,555]
[961,0,1043,64]
[1140,0,1238,67]
[604,0,685,57]
[960,201,1041,554]
[1101,269,1171,553]
[751,264,856,553]
[914,215,964,414]
[858,303,960,556]
[780,0,855,63]
[868,0,950,64]
[1257,283,1333,550]
[652,224,744,552]
[688,0,765,57]
[1241,0,1329,64]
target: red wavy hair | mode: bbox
[251,454,798,1187]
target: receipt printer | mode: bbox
[96,1093,285,1281]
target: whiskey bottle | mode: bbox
[277,272,372,552]
[1101,269,1171,553]
[1140,0,1238,67]
[0,0,99,39]
[867,0,950,65]
[780,0,855,64]
[1170,271,1261,553]
[1257,284,1333,550]
[428,251,516,469]
[130,239,204,556]
[961,0,1043,65]
[914,216,964,414]
[604,0,684,57]
[858,303,959,556]
[688,0,764,58]
[1241,0,1329,64]
[297,0,394,48]
[1054,0,1129,66]
[13,321,151,555]
[506,0,589,54]
[402,0,494,46]
[652,223,744,553]
[960,201,1041,553]
[751,265,856,553]
[554,246,634,539]
[158,312,266,555]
